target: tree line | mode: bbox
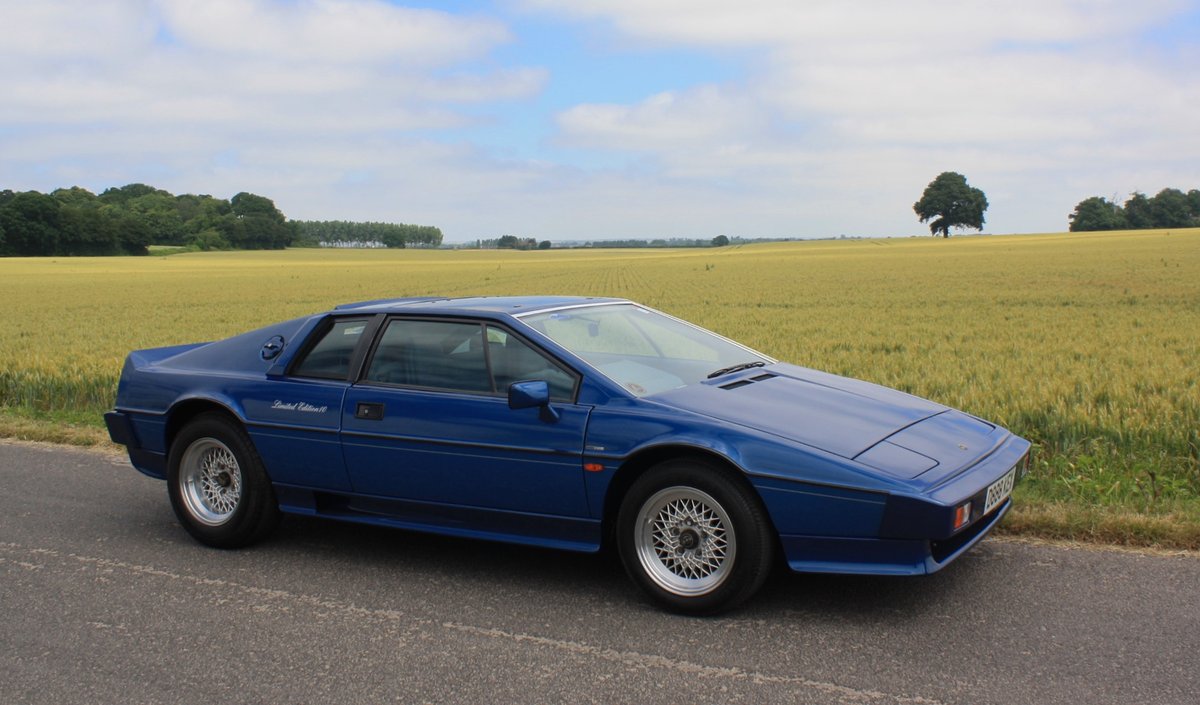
[471,235,734,250]
[0,184,292,256]
[0,183,444,256]
[292,220,442,248]
[1069,188,1200,232]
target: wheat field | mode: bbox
[2,229,1198,541]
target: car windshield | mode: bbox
[520,303,771,397]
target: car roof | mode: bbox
[331,295,628,317]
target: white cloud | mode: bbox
[535,0,1200,236]
[520,0,1186,50]
[0,0,534,131]
[557,85,760,150]
[0,0,550,222]
[0,2,157,61]
[1,1,1197,241]
[154,0,508,66]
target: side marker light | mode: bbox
[953,502,972,530]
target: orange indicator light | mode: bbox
[583,463,605,473]
[953,502,972,530]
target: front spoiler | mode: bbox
[780,498,1011,576]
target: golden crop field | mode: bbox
[2,229,1198,545]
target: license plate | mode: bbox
[984,467,1016,515]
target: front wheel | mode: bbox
[167,413,280,548]
[617,459,774,615]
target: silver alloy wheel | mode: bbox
[634,486,736,596]
[178,437,243,526]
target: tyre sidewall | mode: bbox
[167,413,277,548]
[617,459,773,615]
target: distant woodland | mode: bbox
[0,184,442,256]
[291,220,443,248]
[1069,188,1200,232]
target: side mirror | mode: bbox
[508,380,560,423]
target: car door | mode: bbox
[340,317,591,519]
[243,315,376,492]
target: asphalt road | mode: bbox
[2,441,1198,705]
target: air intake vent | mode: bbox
[719,372,777,390]
[719,379,755,390]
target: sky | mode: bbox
[1,0,1198,242]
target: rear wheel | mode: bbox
[167,413,279,548]
[617,459,774,615]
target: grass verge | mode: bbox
[0,409,112,447]
[998,500,1200,551]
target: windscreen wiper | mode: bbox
[707,361,766,379]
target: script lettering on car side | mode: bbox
[271,400,329,414]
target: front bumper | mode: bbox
[878,433,1030,542]
[779,498,1013,576]
[775,432,1029,576]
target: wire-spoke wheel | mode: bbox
[179,438,243,526]
[167,412,279,548]
[618,459,774,615]
[635,487,735,596]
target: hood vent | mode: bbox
[719,372,777,390]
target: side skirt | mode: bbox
[273,484,602,554]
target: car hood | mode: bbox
[855,408,1003,480]
[650,363,948,461]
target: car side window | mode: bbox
[485,325,577,402]
[366,319,492,394]
[291,318,370,380]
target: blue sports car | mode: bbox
[105,296,1029,613]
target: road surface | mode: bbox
[2,441,1197,704]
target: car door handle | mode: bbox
[355,402,385,420]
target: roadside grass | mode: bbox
[1000,495,1200,551]
[2,229,1198,549]
[0,408,111,446]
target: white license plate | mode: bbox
[984,467,1016,515]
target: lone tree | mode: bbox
[913,172,988,237]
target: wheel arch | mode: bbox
[164,398,282,548]
[164,397,244,453]
[600,444,776,549]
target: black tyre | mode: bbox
[617,459,774,615]
[167,413,280,548]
